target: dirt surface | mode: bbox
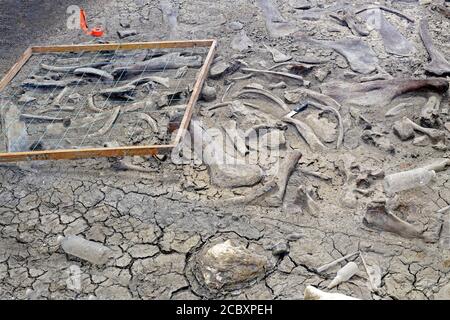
[0,0,450,300]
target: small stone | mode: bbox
[117,29,138,39]
[314,68,330,82]
[201,83,217,102]
[264,44,292,63]
[286,232,302,241]
[209,61,231,79]
[272,242,290,256]
[228,21,244,31]
[393,119,415,141]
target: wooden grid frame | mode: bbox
[0,39,217,162]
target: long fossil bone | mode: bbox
[283,116,327,151]
[40,61,109,73]
[86,106,121,138]
[316,251,360,273]
[321,78,449,107]
[73,67,114,81]
[419,19,450,76]
[234,88,290,112]
[403,117,445,142]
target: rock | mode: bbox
[228,21,243,31]
[264,44,292,63]
[231,30,253,52]
[286,232,302,241]
[194,240,269,291]
[314,68,330,82]
[201,83,217,102]
[209,61,231,79]
[393,119,415,141]
[272,242,290,256]
[209,164,263,188]
[412,135,430,147]
[117,29,138,39]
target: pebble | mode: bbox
[117,29,138,39]
[272,242,290,256]
[201,83,217,102]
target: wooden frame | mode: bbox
[0,39,217,162]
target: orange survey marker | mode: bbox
[80,8,104,37]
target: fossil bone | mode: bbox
[136,113,158,132]
[327,261,359,289]
[321,78,449,107]
[263,43,292,62]
[305,37,379,74]
[40,61,109,73]
[22,78,85,88]
[403,117,446,141]
[86,106,121,138]
[112,52,203,78]
[304,285,360,300]
[259,151,302,207]
[241,67,305,84]
[420,95,442,128]
[363,203,425,240]
[330,9,369,36]
[360,8,415,57]
[234,88,290,112]
[419,19,450,76]
[73,67,114,81]
[283,116,327,151]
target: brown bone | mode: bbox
[321,78,449,107]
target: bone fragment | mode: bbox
[419,19,450,76]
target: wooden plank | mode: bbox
[0,145,174,162]
[173,39,217,145]
[0,47,33,92]
[32,39,215,53]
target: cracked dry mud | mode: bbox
[1,0,450,300]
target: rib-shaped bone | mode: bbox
[403,117,445,141]
[316,251,359,273]
[40,61,109,73]
[304,286,360,300]
[234,88,290,112]
[327,262,359,289]
[74,67,114,81]
[19,114,70,123]
[363,203,425,240]
[360,8,415,57]
[355,5,414,22]
[221,180,278,206]
[283,116,327,151]
[22,78,85,88]
[419,19,450,76]
[241,68,304,84]
[322,78,449,107]
[136,113,158,132]
[112,52,202,77]
[385,102,413,117]
[87,106,121,138]
[360,252,381,292]
[259,151,302,207]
